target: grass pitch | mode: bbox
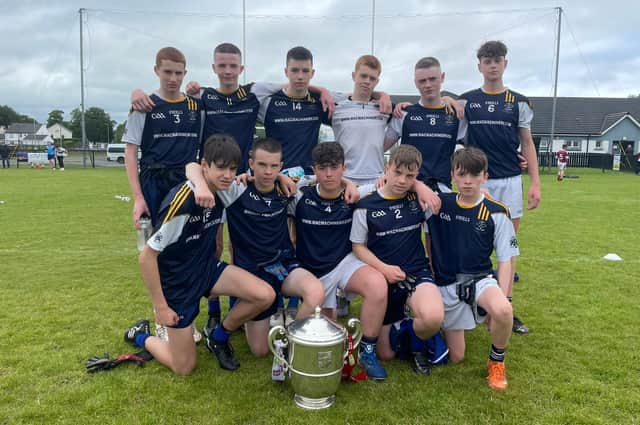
[0,165,639,424]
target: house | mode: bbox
[4,122,49,146]
[47,123,72,141]
[529,97,640,156]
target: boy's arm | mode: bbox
[495,260,512,295]
[125,143,149,228]
[370,91,392,115]
[139,246,179,326]
[185,162,216,208]
[492,212,519,294]
[519,127,541,210]
[411,180,440,214]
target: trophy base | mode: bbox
[294,394,336,410]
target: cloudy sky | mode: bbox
[1,0,638,125]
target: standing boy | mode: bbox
[459,41,541,335]
[556,144,569,181]
[123,47,202,229]
[350,145,444,374]
[426,147,517,391]
[385,57,465,193]
[124,135,275,374]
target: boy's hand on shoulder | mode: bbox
[131,89,154,112]
[343,179,360,204]
[194,183,216,209]
[276,174,297,197]
[382,264,406,284]
[393,102,411,119]
[185,81,201,96]
[235,173,253,185]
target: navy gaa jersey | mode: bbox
[289,184,355,277]
[217,181,294,271]
[387,104,464,186]
[147,181,225,306]
[259,90,329,173]
[351,190,428,273]
[137,94,202,169]
[201,84,259,173]
[459,88,533,179]
[426,193,519,286]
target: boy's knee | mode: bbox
[171,359,196,376]
[250,344,270,358]
[449,350,465,364]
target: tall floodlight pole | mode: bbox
[79,8,87,168]
[547,7,562,172]
[243,0,247,84]
[370,0,376,55]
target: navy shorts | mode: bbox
[47,154,55,161]
[383,268,434,325]
[165,261,228,329]
[140,170,186,227]
[251,259,301,322]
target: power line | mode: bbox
[84,6,558,21]
[563,11,601,96]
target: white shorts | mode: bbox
[558,162,567,170]
[346,176,380,186]
[319,253,366,309]
[440,276,498,331]
[436,182,453,194]
[482,175,523,219]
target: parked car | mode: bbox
[16,151,28,162]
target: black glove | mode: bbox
[85,350,153,373]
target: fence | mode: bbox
[538,152,614,170]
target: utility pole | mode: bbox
[370,0,376,55]
[79,8,87,168]
[547,7,562,172]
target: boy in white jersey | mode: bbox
[458,41,541,335]
[426,147,516,390]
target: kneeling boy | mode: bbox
[125,135,275,374]
[350,145,444,375]
[426,147,517,391]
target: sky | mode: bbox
[1,0,638,125]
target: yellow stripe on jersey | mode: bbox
[163,184,192,224]
[238,87,246,98]
[484,196,511,219]
[407,193,417,202]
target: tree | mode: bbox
[47,110,65,127]
[0,105,34,127]
[113,121,127,144]
[69,107,115,144]
[628,94,639,98]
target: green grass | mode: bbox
[1,166,639,424]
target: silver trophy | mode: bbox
[268,306,362,410]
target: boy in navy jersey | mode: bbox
[458,41,541,335]
[215,138,325,357]
[426,147,517,391]
[385,57,465,193]
[123,47,204,342]
[123,47,202,229]
[124,135,275,374]
[258,46,330,177]
[289,142,389,379]
[350,145,444,374]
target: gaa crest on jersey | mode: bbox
[503,103,514,114]
[408,200,420,213]
[188,110,198,122]
[510,236,519,248]
[474,220,488,233]
[444,114,457,126]
[154,232,163,243]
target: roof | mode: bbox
[6,122,42,134]
[528,97,640,136]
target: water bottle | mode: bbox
[136,216,153,252]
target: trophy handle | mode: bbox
[346,318,362,349]
[268,325,289,369]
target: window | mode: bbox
[566,140,581,151]
[594,140,603,151]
